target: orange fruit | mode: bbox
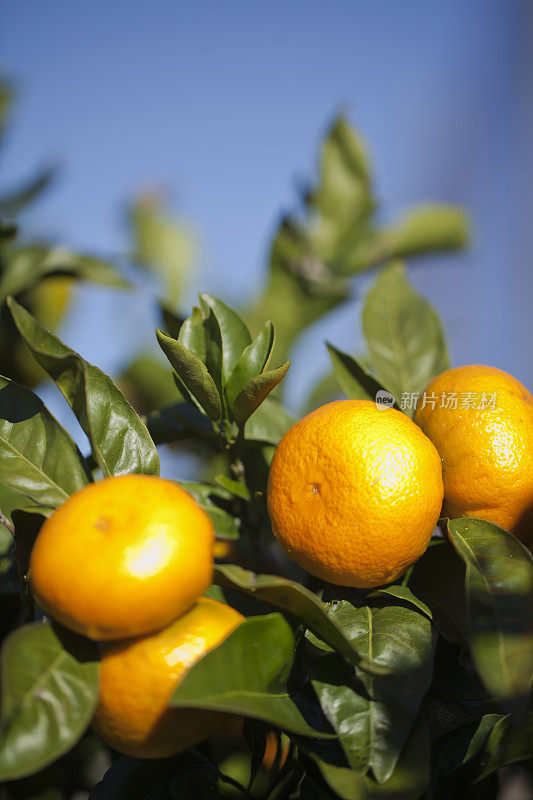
[262,731,290,770]
[93,597,243,759]
[266,400,443,588]
[30,475,214,640]
[415,365,533,546]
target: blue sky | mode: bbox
[2,0,532,418]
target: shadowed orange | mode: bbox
[93,597,244,759]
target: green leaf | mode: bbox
[369,585,432,620]
[408,539,468,644]
[130,195,197,311]
[313,599,435,782]
[343,205,470,274]
[199,294,251,378]
[243,397,296,445]
[156,329,222,421]
[178,306,207,363]
[0,375,89,506]
[179,482,240,540]
[473,713,533,782]
[171,613,331,738]
[385,205,469,257]
[246,218,349,368]
[327,343,396,405]
[214,475,251,501]
[232,362,290,428]
[310,716,430,800]
[199,301,224,399]
[0,168,56,220]
[8,298,159,478]
[448,518,533,717]
[308,116,373,262]
[0,622,99,780]
[0,247,127,303]
[225,321,274,409]
[362,262,449,411]
[214,564,373,670]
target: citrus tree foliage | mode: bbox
[0,76,127,389]
[120,116,468,413]
[0,84,531,800]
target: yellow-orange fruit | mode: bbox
[30,475,214,640]
[93,597,244,759]
[267,400,443,588]
[415,365,533,547]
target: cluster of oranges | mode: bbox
[28,364,533,759]
[30,475,243,758]
[267,365,533,587]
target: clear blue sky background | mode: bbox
[2,0,533,423]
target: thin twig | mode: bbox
[0,508,15,537]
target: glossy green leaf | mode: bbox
[327,343,396,405]
[448,518,533,716]
[0,375,89,506]
[180,481,240,540]
[171,613,331,737]
[178,306,206,363]
[199,294,251,378]
[369,585,432,620]
[313,599,434,782]
[225,321,274,409]
[0,622,99,780]
[156,329,222,421]
[362,262,449,410]
[408,539,468,644]
[8,298,159,478]
[214,564,373,669]
[0,247,127,303]
[232,362,290,428]
[243,396,296,445]
[310,716,430,800]
[199,301,224,398]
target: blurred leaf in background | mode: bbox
[0,75,127,388]
[119,116,469,417]
[246,116,468,371]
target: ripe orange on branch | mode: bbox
[415,365,533,547]
[30,474,214,640]
[93,597,244,759]
[267,400,443,588]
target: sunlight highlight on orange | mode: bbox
[124,531,176,578]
